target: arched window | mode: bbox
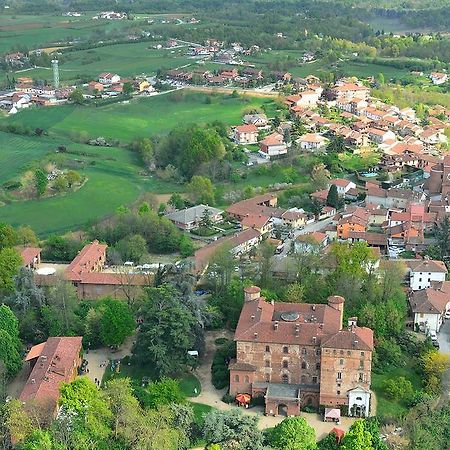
[283,346,289,354]
[265,360,270,367]
[301,375,307,383]
[234,374,239,382]
[282,374,289,384]
[244,375,249,383]
[301,361,307,369]
[282,360,289,368]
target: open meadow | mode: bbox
[4,91,271,142]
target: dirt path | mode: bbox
[189,330,356,440]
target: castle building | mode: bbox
[229,286,373,417]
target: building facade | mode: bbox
[229,287,373,417]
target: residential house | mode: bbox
[259,133,287,159]
[299,133,327,152]
[98,73,121,85]
[405,258,447,291]
[367,128,396,144]
[409,282,450,333]
[336,208,369,239]
[165,205,223,230]
[329,179,357,198]
[243,113,268,128]
[229,287,373,418]
[366,186,417,209]
[430,72,448,85]
[241,214,273,235]
[234,124,259,144]
[332,83,370,100]
[294,231,328,253]
[88,81,104,92]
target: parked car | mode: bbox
[445,310,450,320]
[432,340,440,349]
[429,331,438,342]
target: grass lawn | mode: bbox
[0,138,179,235]
[179,373,201,397]
[372,364,422,422]
[4,92,271,143]
[338,151,381,172]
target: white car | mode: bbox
[445,311,450,320]
[429,331,438,342]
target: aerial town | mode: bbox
[0,1,449,449]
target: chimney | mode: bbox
[348,317,358,329]
[31,379,35,384]
[254,332,258,339]
[295,324,300,337]
[312,336,317,344]
[244,286,261,302]
[328,295,345,329]
[312,304,316,311]
[353,339,359,347]
[274,321,279,331]
[251,314,255,321]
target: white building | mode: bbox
[430,72,448,85]
[328,179,357,197]
[348,386,371,418]
[409,283,450,334]
[98,72,121,85]
[405,259,447,291]
[298,133,327,151]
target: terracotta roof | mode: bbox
[241,213,270,230]
[296,231,327,244]
[24,342,46,361]
[261,132,284,146]
[410,288,450,314]
[300,133,326,143]
[405,259,447,274]
[20,337,82,415]
[321,327,373,351]
[235,124,258,133]
[65,240,107,282]
[19,247,41,266]
[234,297,342,345]
[331,178,352,188]
[348,231,388,246]
[78,272,149,285]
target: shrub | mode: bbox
[384,377,413,400]
[211,340,236,389]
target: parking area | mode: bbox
[438,320,450,355]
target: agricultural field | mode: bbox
[0,14,132,55]
[4,43,196,84]
[4,91,271,142]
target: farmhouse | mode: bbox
[164,205,224,230]
[20,337,82,421]
[229,287,373,418]
[430,72,448,85]
[19,247,42,270]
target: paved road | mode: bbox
[437,320,450,408]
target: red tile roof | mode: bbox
[19,247,41,266]
[20,337,82,415]
[65,240,107,282]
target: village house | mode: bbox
[366,186,418,209]
[285,90,320,108]
[229,287,373,418]
[20,337,83,421]
[88,81,104,92]
[294,231,329,253]
[243,113,268,128]
[430,72,448,85]
[405,258,447,291]
[98,72,121,85]
[241,214,273,235]
[298,133,327,152]
[165,205,224,230]
[332,83,370,101]
[259,133,288,159]
[336,208,370,239]
[367,128,396,144]
[233,124,259,144]
[409,282,450,333]
[329,179,357,198]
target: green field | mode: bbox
[6,44,195,84]
[4,91,270,142]
[0,137,178,235]
[0,14,132,54]
[0,131,54,183]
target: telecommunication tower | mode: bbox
[52,59,60,89]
